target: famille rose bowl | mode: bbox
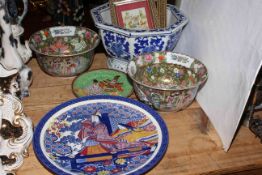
[127,52,208,111]
[91,3,188,72]
[29,26,100,77]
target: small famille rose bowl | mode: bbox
[72,69,133,97]
[127,52,208,111]
[29,26,100,77]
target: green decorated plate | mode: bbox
[72,69,133,97]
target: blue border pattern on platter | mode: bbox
[33,95,169,175]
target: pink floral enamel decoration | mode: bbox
[29,26,100,77]
[127,51,208,111]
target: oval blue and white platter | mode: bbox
[33,95,168,175]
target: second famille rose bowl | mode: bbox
[91,3,188,72]
[127,52,208,111]
[29,26,100,77]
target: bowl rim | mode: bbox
[127,51,208,91]
[90,3,189,37]
[29,26,101,57]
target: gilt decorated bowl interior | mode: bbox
[29,26,100,77]
[127,52,208,111]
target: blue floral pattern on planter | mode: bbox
[103,30,129,60]
[134,36,165,56]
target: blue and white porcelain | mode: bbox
[107,56,129,73]
[33,95,168,175]
[91,3,188,72]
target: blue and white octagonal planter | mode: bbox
[91,3,188,72]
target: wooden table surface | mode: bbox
[18,53,262,175]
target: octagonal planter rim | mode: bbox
[90,3,189,37]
